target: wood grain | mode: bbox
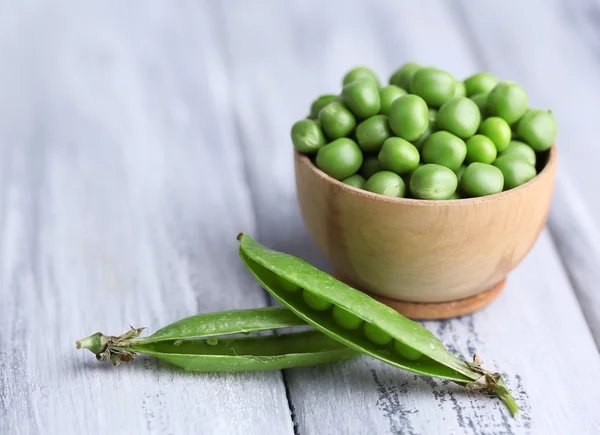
[0,2,293,435]
[295,148,556,303]
[454,0,600,351]
[1,0,600,434]
[216,0,600,433]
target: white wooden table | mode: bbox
[2,1,600,434]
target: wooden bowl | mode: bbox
[294,146,557,319]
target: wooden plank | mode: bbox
[0,3,294,434]
[216,0,600,433]
[453,0,600,348]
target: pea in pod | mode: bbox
[238,233,519,416]
[76,307,357,371]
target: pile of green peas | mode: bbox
[291,63,557,199]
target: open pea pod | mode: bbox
[238,233,519,416]
[76,306,358,372]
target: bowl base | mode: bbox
[333,272,505,320]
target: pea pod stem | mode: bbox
[76,307,358,371]
[238,233,519,417]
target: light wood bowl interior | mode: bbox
[294,146,557,304]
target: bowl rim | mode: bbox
[295,144,557,206]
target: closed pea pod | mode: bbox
[238,234,518,416]
[76,306,357,371]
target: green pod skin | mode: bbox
[464,72,498,97]
[237,234,519,416]
[493,155,537,190]
[318,101,356,140]
[355,115,393,152]
[410,164,458,200]
[316,138,363,180]
[461,163,504,197]
[486,81,529,124]
[470,92,489,118]
[436,97,481,139]
[291,119,326,154]
[465,135,497,164]
[516,109,557,152]
[342,174,366,189]
[343,66,380,88]
[378,137,420,175]
[360,155,382,179]
[363,171,406,198]
[410,68,456,108]
[388,94,429,141]
[389,62,421,90]
[342,79,381,119]
[499,140,536,166]
[310,95,338,119]
[479,117,512,152]
[421,131,467,171]
[379,85,407,115]
[76,306,358,372]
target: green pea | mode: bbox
[363,171,406,197]
[360,155,382,179]
[310,94,338,119]
[466,135,497,164]
[448,191,462,200]
[332,306,363,330]
[276,276,301,293]
[291,119,326,154]
[412,126,433,152]
[402,162,425,195]
[499,140,536,166]
[410,68,456,108]
[237,234,520,416]
[454,81,466,97]
[318,101,356,139]
[388,94,429,141]
[341,79,381,119]
[342,174,366,189]
[421,131,467,171]
[363,323,393,346]
[455,165,466,183]
[461,163,504,197]
[316,138,363,180]
[487,81,528,124]
[389,62,421,90]
[343,66,380,88]
[379,85,407,115]
[436,97,481,139]
[303,290,333,311]
[394,340,422,361]
[470,92,489,118]
[493,155,537,190]
[516,109,557,152]
[478,117,511,152]
[428,108,437,124]
[464,72,498,97]
[378,137,420,175]
[355,115,393,152]
[410,164,458,200]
